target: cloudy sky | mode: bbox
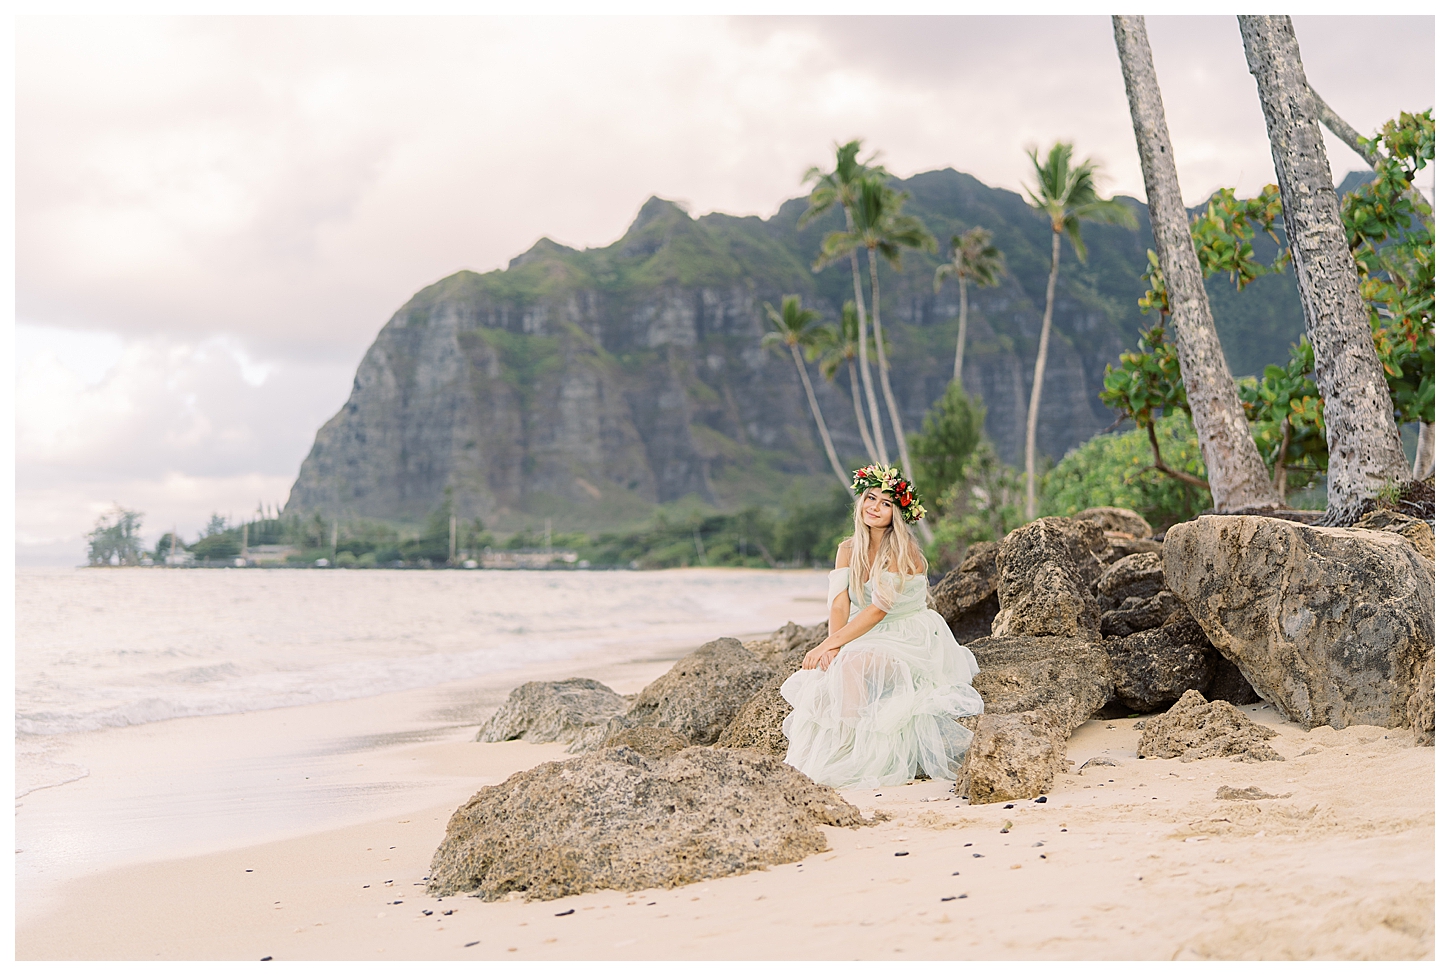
[14,13,1435,564]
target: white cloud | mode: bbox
[14,14,1435,563]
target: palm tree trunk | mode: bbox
[953,274,968,387]
[1024,231,1060,521]
[791,343,852,492]
[1412,421,1434,480]
[1239,15,1412,524]
[846,360,874,467]
[851,248,889,464]
[1114,15,1284,512]
[867,246,914,481]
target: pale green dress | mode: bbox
[780,567,984,789]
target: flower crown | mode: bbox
[851,464,927,524]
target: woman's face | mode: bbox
[861,487,895,529]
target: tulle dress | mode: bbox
[780,567,984,789]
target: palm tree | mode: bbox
[934,227,1005,388]
[1239,15,1412,523]
[763,296,852,492]
[1113,15,1284,513]
[818,174,938,485]
[817,301,879,465]
[799,140,891,464]
[1021,142,1138,519]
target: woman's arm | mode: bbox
[827,588,851,636]
[802,604,885,670]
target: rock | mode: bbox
[1096,552,1166,611]
[742,620,827,670]
[967,635,1113,731]
[1352,510,1434,562]
[426,746,867,901]
[1215,785,1289,800]
[1078,756,1120,772]
[954,635,1111,803]
[1102,537,1164,567]
[928,542,1000,644]
[1204,652,1262,707]
[1105,616,1215,713]
[475,678,629,748]
[991,519,1102,639]
[955,711,1064,804]
[1137,690,1283,762]
[1412,652,1434,746]
[1100,591,1182,637]
[600,725,690,760]
[1164,515,1435,732]
[618,637,773,745]
[1072,506,1153,540]
[717,621,830,756]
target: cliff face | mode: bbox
[285,169,1306,528]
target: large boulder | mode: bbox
[954,635,1112,802]
[1072,506,1153,540]
[1164,515,1434,733]
[955,711,1063,804]
[717,622,827,756]
[426,746,867,901]
[1137,690,1283,762]
[475,678,629,748]
[929,541,1000,644]
[991,518,1103,639]
[617,637,773,745]
[968,635,1113,729]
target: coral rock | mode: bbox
[991,519,1103,639]
[618,637,773,745]
[1071,506,1154,540]
[928,541,1000,645]
[475,678,629,748]
[427,746,866,901]
[1137,690,1283,762]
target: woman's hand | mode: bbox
[801,640,840,671]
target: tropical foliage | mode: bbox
[1108,109,1434,498]
[86,506,146,566]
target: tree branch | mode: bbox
[1146,419,1212,490]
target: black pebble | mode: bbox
[362,885,370,888]
[940,896,956,902]
[1040,854,1047,859]
[465,941,480,947]
[422,910,433,916]
[245,869,253,873]
[972,853,984,858]
[443,910,453,916]
[964,843,972,847]
[392,900,403,905]
[260,957,272,962]
[1035,796,1048,803]
[1061,828,1067,832]
[647,902,656,906]
[555,909,575,917]
[952,871,959,876]
[1004,804,1014,809]
[894,851,909,857]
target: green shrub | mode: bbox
[1037,412,1211,534]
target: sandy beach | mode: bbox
[16,641,1434,960]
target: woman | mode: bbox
[780,464,984,789]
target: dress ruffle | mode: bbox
[780,570,984,789]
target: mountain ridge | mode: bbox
[284,167,1312,531]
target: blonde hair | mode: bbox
[847,491,925,607]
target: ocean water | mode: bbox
[15,566,829,797]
